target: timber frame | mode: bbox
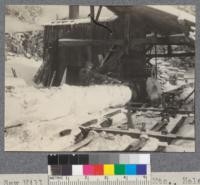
[35,5,195,94]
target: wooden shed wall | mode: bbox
[42,16,150,87]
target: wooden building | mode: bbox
[35,5,195,100]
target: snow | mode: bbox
[39,6,116,25]
[44,15,117,26]
[6,54,42,86]
[5,54,132,151]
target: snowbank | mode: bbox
[5,54,132,151]
[5,54,42,86]
[5,83,131,151]
[5,83,131,123]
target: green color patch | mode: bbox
[114,164,125,175]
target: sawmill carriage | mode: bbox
[34,5,195,102]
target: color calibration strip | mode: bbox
[48,154,150,176]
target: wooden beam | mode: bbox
[95,6,102,21]
[170,116,187,134]
[90,6,95,19]
[124,14,130,42]
[131,35,194,46]
[80,127,194,141]
[146,52,195,58]
[59,38,123,46]
[129,107,194,114]
[59,35,193,47]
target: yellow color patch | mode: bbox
[104,164,114,175]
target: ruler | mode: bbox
[48,175,151,185]
[1,172,200,185]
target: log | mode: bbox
[100,118,112,128]
[59,129,71,137]
[81,127,194,141]
[80,110,121,128]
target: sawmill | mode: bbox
[31,5,195,152]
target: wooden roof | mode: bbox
[107,5,195,35]
[44,5,195,36]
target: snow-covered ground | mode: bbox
[5,53,195,152]
[5,54,132,151]
[6,53,42,86]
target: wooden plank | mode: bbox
[67,131,96,151]
[146,52,195,58]
[49,71,56,87]
[151,121,168,132]
[59,38,123,46]
[81,119,98,127]
[103,110,121,118]
[81,127,194,141]
[170,116,187,134]
[129,107,193,114]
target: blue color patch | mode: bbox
[125,164,136,175]
[136,164,147,175]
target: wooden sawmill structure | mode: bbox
[35,5,195,101]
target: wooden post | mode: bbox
[69,5,79,19]
[121,17,147,101]
[95,6,102,21]
[90,6,95,19]
[87,6,95,67]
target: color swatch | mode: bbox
[48,154,150,176]
[104,164,114,175]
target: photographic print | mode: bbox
[5,5,195,152]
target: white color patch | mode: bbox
[72,165,83,176]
